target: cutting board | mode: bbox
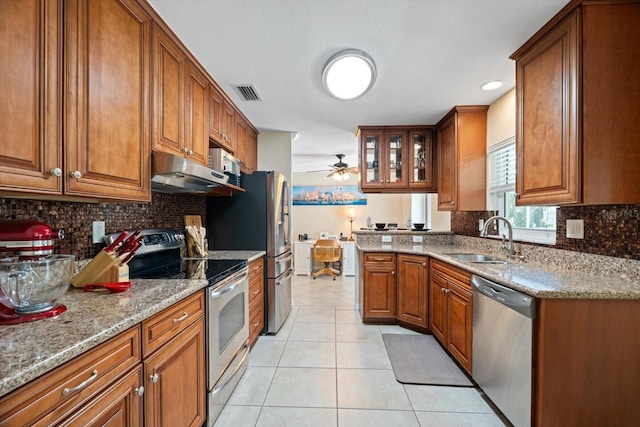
[184,215,202,228]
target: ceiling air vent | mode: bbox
[232,84,262,101]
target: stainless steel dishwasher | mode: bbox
[472,275,536,427]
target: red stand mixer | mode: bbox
[0,220,72,324]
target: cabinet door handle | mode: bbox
[253,321,261,327]
[134,386,145,396]
[422,263,426,267]
[50,167,62,177]
[149,373,159,383]
[391,271,395,275]
[70,170,82,179]
[253,289,260,294]
[172,312,188,324]
[62,370,98,396]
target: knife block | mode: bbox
[71,250,126,288]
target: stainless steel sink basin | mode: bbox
[444,253,507,264]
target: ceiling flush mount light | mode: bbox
[322,49,377,100]
[481,80,503,91]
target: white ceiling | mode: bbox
[148,0,568,173]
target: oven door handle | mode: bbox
[277,254,292,266]
[210,272,248,298]
[276,268,294,286]
[210,342,250,397]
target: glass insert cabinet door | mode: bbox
[360,129,409,189]
[409,129,435,189]
[363,130,383,186]
[386,131,406,185]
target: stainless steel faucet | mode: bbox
[481,216,517,259]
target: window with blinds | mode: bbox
[487,138,557,244]
[488,141,516,195]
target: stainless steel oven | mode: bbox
[206,267,249,426]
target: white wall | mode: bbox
[429,194,451,231]
[292,172,412,240]
[257,131,293,179]
[487,88,516,148]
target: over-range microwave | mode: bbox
[209,148,241,187]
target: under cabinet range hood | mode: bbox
[151,151,229,194]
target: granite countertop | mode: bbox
[0,250,265,399]
[357,242,640,300]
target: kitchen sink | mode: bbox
[444,253,508,264]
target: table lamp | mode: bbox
[348,207,355,241]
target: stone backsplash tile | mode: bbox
[0,193,206,260]
[451,210,497,236]
[452,204,640,260]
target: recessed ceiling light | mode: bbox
[481,80,503,91]
[322,49,376,100]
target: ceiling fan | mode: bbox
[307,154,359,181]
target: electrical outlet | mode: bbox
[412,235,423,243]
[566,219,584,239]
[92,221,106,244]
[381,235,392,243]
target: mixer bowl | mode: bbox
[0,255,75,313]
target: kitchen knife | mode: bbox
[105,231,128,253]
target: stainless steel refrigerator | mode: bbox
[206,171,292,334]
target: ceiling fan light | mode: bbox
[322,49,376,100]
[332,171,350,181]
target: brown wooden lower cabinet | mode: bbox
[58,366,144,427]
[0,326,141,427]
[144,318,206,427]
[396,254,429,331]
[0,291,207,427]
[429,259,472,373]
[361,253,397,322]
[248,257,265,347]
[534,298,640,426]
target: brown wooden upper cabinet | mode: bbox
[152,24,208,166]
[511,1,640,206]
[0,0,63,195]
[0,0,151,202]
[209,83,236,153]
[436,106,488,211]
[358,126,436,193]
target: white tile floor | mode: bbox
[214,274,507,427]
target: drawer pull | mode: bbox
[253,289,260,294]
[62,370,98,396]
[373,257,386,261]
[253,265,261,270]
[253,321,261,327]
[172,312,188,324]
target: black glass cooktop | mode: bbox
[129,249,246,284]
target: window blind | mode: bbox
[488,142,516,193]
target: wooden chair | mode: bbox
[312,239,342,280]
